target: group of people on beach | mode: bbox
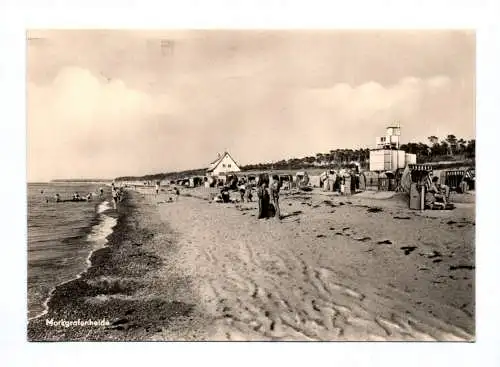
[209,174,281,220]
[256,174,281,220]
[151,182,180,202]
[238,181,254,203]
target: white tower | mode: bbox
[376,122,401,149]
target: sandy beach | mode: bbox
[155,187,475,341]
[29,186,474,341]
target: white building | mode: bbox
[375,123,401,149]
[370,123,416,172]
[206,151,241,176]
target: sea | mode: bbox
[27,183,117,320]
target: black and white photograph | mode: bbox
[26,29,475,342]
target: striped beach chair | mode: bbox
[408,164,433,187]
[445,170,465,191]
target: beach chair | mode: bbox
[445,170,465,192]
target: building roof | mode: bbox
[209,155,223,165]
[206,151,240,172]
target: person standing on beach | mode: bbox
[155,182,160,196]
[257,174,270,219]
[257,182,270,219]
[245,185,253,202]
[175,187,180,201]
[270,175,281,220]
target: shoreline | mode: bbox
[28,190,207,341]
[27,194,111,321]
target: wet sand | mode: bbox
[28,187,475,341]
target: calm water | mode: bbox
[27,183,116,320]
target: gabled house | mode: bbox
[207,151,241,176]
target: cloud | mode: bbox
[304,75,451,119]
[27,67,180,181]
[27,63,472,182]
[270,75,456,154]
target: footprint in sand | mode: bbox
[449,265,475,271]
[400,246,417,255]
[354,237,371,242]
[427,251,442,259]
[377,240,392,245]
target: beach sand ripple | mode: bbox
[152,188,475,341]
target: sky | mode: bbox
[27,30,475,182]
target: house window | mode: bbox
[222,164,226,168]
[228,164,231,168]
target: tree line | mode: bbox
[116,168,207,183]
[400,135,475,162]
[115,134,475,181]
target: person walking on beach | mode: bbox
[239,183,246,203]
[155,182,160,196]
[270,175,281,220]
[112,187,119,209]
[174,187,180,201]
